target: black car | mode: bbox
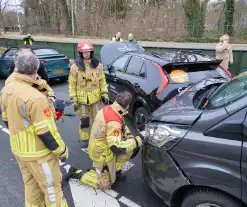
[100,42,232,131]
[142,71,247,207]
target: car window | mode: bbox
[139,62,146,78]
[207,72,247,109]
[126,56,144,77]
[111,55,130,72]
[146,61,161,84]
[33,49,59,56]
[4,48,18,58]
[163,64,230,84]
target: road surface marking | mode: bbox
[119,196,141,207]
[0,125,9,134]
[59,163,139,207]
[81,148,135,173]
[2,128,9,134]
[0,125,141,207]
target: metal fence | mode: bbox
[0,37,246,77]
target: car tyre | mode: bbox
[181,188,241,207]
[134,107,149,132]
[60,77,68,82]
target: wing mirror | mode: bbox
[108,66,116,76]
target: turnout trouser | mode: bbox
[76,101,103,141]
[80,150,133,189]
[16,154,68,207]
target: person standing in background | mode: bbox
[23,34,35,45]
[111,32,124,42]
[216,35,233,70]
[128,33,138,44]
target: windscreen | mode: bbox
[207,72,247,109]
[33,49,59,56]
[163,63,230,84]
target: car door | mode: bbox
[105,55,130,102]
[117,56,147,97]
[0,48,18,77]
[241,97,247,204]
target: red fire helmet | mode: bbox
[77,40,94,53]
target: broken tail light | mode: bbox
[219,64,232,79]
[152,62,169,94]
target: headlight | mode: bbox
[145,123,189,149]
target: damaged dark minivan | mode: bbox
[142,71,247,207]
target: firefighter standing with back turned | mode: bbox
[66,91,148,189]
[69,40,109,148]
[0,50,69,207]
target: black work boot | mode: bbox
[116,170,126,181]
[65,167,83,182]
[80,140,89,148]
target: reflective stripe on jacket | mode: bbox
[68,59,108,105]
[88,102,141,163]
[0,73,65,161]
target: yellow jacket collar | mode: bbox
[111,101,128,117]
[14,73,40,86]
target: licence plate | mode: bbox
[52,69,65,75]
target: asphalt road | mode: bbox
[0,79,166,207]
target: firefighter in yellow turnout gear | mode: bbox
[0,50,68,207]
[69,40,109,148]
[66,92,146,189]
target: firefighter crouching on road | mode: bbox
[69,40,109,148]
[66,91,147,189]
[0,50,69,207]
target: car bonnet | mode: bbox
[150,77,227,125]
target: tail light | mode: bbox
[64,58,69,62]
[152,62,169,94]
[219,64,232,79]
[169,97,176,102]
[41,60,46,64]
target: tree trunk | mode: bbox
[224,0,235,36]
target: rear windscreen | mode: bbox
[163,64,229,84]
[33,49,59,56]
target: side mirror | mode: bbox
[108,66,116,76]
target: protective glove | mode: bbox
[73,104,80,112]
[101,94,109,105]
[139,131,149,144]
[130,136,143,159]
[59,146,69,162]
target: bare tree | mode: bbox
[0,0,10,29]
